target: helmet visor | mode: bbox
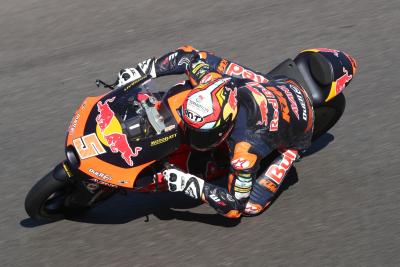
[185,118,233,151]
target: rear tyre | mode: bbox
[312,93,346,141]
[25,171,74,222]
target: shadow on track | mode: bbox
[20,134,332,228]
[20,218,56,227]
[20,168,299,228]
[301,133,334,157]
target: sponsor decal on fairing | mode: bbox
[68,113,80,135]
[89,168,112,181]
[95,97,142,166]
[73,133,107,160]
[150,133,178,146]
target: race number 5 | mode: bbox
[73,133,106,159]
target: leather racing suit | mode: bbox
[130,45,314,218]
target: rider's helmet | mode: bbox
[181,73,238,151]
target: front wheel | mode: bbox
[312,93,346,141]
[25,171,73,221]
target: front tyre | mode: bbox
[312,93,346,141]
[25,171,73,221]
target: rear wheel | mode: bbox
[312,93,346,141]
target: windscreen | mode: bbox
[91,78,181,167]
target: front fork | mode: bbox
[53,161,117,207]
[53,161,74,183]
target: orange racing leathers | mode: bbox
[139,46,314,217]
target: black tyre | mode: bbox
[312,93,346,141]
[25,171,73,221]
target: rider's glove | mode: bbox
[163,168,205,200]
[118,58,157,87]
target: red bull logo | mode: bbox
[245,83,269,126]
[227,87,237,110]
[95,97,142,166]
[96,97,115,131]
[104,133,142,166]
[335,67,352,95]
[326,67,352,102]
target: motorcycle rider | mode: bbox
[117,45,314,218]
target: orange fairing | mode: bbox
[67,95,104,146]
[66,95,155,188]
[79,158,155,188]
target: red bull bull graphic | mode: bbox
[95,97,142,166]
[326,67,352,101]
[104,133,142,166]
[96,97,116,131]
[227,86,237,110]
[245,82,269,126]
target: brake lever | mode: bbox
[95,79,119,90]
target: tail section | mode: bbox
[295,48,357,104]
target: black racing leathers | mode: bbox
[136,46,314,218]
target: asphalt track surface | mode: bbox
[1,0,399,266]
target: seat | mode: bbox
[266,52,334,107]
[294,52,334,106]
[265,59,313,104]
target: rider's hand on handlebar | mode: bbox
[118,58,157,87]
[163,168,205,200]
[118,68,143,87]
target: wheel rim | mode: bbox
[40,189,68,216]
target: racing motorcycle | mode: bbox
[25,48,357,221]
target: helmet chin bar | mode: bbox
[188,120,234,151]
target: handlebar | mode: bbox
[95,79,119,90]
[96,75,152,91]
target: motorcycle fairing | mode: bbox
[66,83,183,188]
[298,48,356,102]
[267,48,356,107]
